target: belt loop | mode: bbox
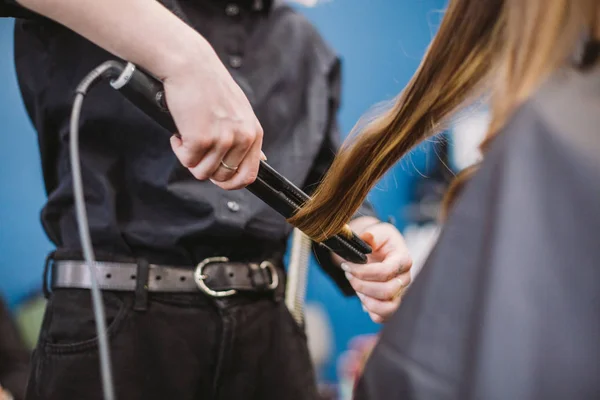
[248,263,268,291]
[42,250,56,299]
[273,282,284,303]
[272,262,285,303]
[134,258,150,312]
[271,254,286,303]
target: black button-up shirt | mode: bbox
[8,0,375,294]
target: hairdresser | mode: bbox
[293,0,600,398]
[1,0,413,399]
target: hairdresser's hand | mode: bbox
[0,385,14,400]
[17,0,263,189]
[339,217,412,323]
[165,44,264,190]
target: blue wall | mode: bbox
[0,0,444,383]
[0,20,54,310]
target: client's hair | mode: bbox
[290,0,598,242]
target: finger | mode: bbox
[369,312,385,324]
[358,293,401,322]
[341,253,412,282]
[211,123,257,182]
[359,303,384,324]
[209,153,240,183]
[171,134,207,169]
[361,223,411,263]
[188,132,235,181]
[360,231,378,250]
[213,125,263,190]
[358,225,393,257]
[347,271,410,301]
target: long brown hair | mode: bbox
[290,0,599,242]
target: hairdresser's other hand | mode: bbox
[340,217,412,323]
[0,385,13,400]
[165,42,263,190]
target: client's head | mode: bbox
[289,0,599,242]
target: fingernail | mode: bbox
[357,293,366,301]
[341,263,350,272]
[362,305,368,312]
[260,151,267,161]
[345,271,353,281]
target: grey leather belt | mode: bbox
[52,257,280,298]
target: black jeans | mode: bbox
[25,288,318,400]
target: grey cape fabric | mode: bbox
[355,66,600,400]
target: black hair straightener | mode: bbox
[106,61,371,264]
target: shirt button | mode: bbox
[227,201,240,212]
[225,4,240,16]
[229,55,243,69]
[253,0,263,11]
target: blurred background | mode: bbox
[0,0,488,398]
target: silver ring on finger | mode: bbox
[220,160,239,172]
[396,276,404,287]
[394,277,406,299]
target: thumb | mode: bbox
[360,231,377,248]
[360,226,390,253]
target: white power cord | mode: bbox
[285,228,312,324]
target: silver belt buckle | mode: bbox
[194,257,236,297]
[194,257,279,297]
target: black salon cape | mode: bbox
[355,67,600,400]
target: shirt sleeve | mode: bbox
[355,97,600,399]
[0,1,42,19]
[302,57,378,297]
